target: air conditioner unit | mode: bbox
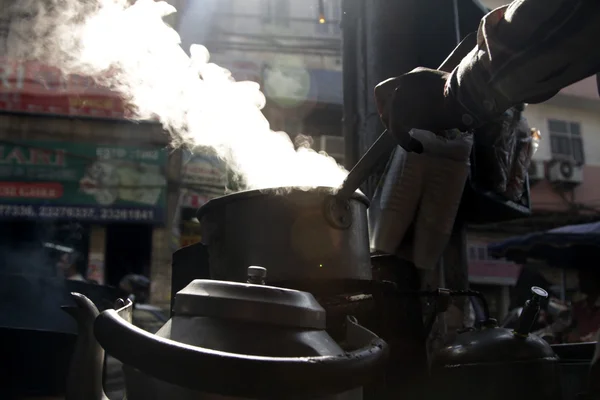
[547,160,583,186]
[527,160,545,183]
[319,135,345,164]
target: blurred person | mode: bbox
[531,297,572,344]
[56,252,85,281]
[568,268,600,342]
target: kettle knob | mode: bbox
[514,286,548,337]
[531,286,549,302]
[247,266,267,285]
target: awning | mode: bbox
[488,221,600,268]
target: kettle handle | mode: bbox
[94,310,388,398]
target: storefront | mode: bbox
[467,239,523,320]
[0,137,168,286]
[0,56,174,291]
[176,149,228,249]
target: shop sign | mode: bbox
[0,140,168,223]
[0,58,129,119]
[467,242,522,285]
[181,191,216,208]
[182,151,228,197]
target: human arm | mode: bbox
[449,0,600,127]
[376,0,600,134]
[581,330,599,342]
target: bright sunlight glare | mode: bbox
[5,0,348,191]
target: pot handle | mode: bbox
[94,310,388,398]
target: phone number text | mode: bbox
[0,205,158,221]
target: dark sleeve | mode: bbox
[446,0,600,126]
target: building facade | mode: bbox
[526,78,600,216]
[467,76,600,317]
[171,0,600,315]
[176,0,345,160]
[0,57,180,306]
[469,0,600,317]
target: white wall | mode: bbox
[180,0,342,72]
[524,102,600,166]
[470,0,600,167]
[225,0,341,38]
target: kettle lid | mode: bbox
[173,275,326,330]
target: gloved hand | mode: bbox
[374,67,472,138]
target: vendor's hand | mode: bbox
[374,67,471,137]
[581,331,599,342]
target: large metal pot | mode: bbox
[64,267,389,399]
[197,187,371,284]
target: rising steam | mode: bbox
[4,0,348,190]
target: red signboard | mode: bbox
[0,58,128,118]
[468,261,522,280]
[181,191,213,208]
[0,182,64,199]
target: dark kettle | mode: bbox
[429,287,562,400]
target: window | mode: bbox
[548,119,585,164]
[0,3,13,54]
[467,242,513,265]
[467,243,492,262]
[315,135,345,165]
[468,246,477,261]
[263,0,290,27]
[330,0,342,35]
[477,246,487,261]
[284,118,303,135]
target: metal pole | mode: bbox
[357,0,421,198]
[341,0,360,170]
[452,0,462,45]
[438,258,448,338]
[561,268,567,302]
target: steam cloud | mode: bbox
[3,0,348,190]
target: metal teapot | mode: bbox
[429,287,562,400]
[63,267,389,399]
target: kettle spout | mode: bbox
[62,292,109,400]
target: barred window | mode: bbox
[548,119,585,165]
[263,0,290,27]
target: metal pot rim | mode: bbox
[197,186,370,219]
